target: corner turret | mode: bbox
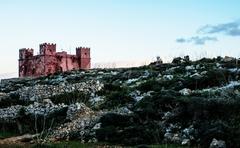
[19,48,34,60]
[76,47,91,69]
[39,43,56,55]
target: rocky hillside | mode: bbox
[1,56,240,147]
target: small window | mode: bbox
[48,69,51,73]
[32,68,36,75]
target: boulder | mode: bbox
[172,57,183,64]
[66,103,93,121]
[50,110,102,142]
[163,75,174,81]
[209,138,226,148]
[179,88,191,96]
[190,73,202,79]
[223,56,235,62]
[185,65,195,71]
[181,139,190,145]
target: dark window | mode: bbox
[48,68,51,73]
[32,68,36,75]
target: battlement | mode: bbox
[76,47,91,58]
[19,48,34,60]
[19,48,34,51]
[76,47,91,50]
[39,43,56,55]
[40,43,57,47]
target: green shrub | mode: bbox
[0,93,31,108]
[100,90,134,109]
[97,113,164,145]
[97,83,134,109]
[100,113,135,127]
[182,69,229,90]
[134,91,184,120]
[0,131,19,139]
[96,126,118,143]
[49,91,90,105]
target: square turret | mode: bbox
[19,48,34,59]
[76,47,91,69]
[39,43,56,55]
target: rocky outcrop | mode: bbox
[0,92,8,101]
[0,102,67,123]
[0,105,22,122]
[50,104,102,143]
[66,103,94,121]
[17,80,103,102]
[163,124,196,145]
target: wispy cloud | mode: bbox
[176,19,240,45]
[176,38,186,43]
[198,20,240,36]
[176,36,218,45]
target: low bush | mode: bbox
[15,107,68,134]
[0,130,19,139]
[0,93,31,108]
[137,78,180,92]
[96,113,164,145]
[97,83,134,109]
[182,69,229,90]
[49,91,90,105]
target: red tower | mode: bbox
[19,48,34,60]
[76,47,91,69]
[19,48,34,77]
[40,43,56,55]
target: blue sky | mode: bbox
[0,0,240,76]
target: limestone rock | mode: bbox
[209,138,226,148]
[179,88,191,96]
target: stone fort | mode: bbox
[19,43,91,77]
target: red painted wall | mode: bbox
[76,47,91,69]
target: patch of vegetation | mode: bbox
[0,92,33,108]
[134,91,185,121]
[96,113,164,145]
[0,142,189,148]
[0,131,19,139]
[0,142,95,148]
[65,75,86,84]
[96,89,240,147]
[31,141,96,148]
[97,83,134,109]
[196,58,216,64]
[137,78,181,92]
[14,107,68,134]
[49,91,90,105]
[0,122,20,139]
[182,69,230,90]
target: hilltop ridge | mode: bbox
[1,56,240,147]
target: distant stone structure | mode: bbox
[156,56,163,66]
[19,43,91,77]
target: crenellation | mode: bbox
[19,48,34,60]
